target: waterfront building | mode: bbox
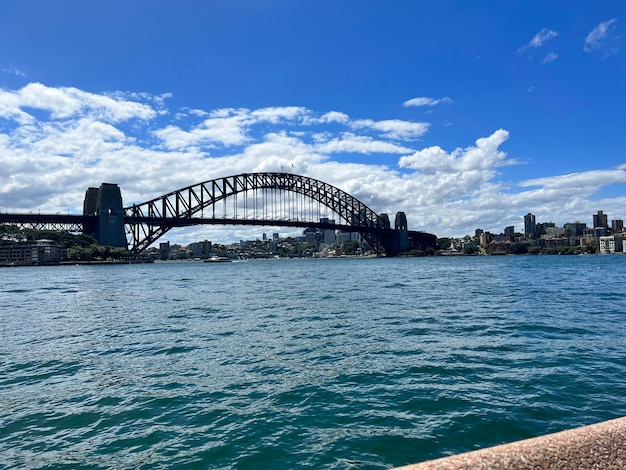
[0,239,66,265]
[544,237,568,248]
[188,240,212,258]
[168,244,185,259]
[479,232,488,247]
[524,213,536,237]
[593,210,608,228]
[492,234,511,243]
[582,226,608,242]
[615,233,625,252]
[504,226,514,238]
[599,236,616,254]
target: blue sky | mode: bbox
[1,1,625,242]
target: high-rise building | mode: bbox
[534,222,554,239]
[189,240,212,258]
[564,221,587,237]
[524,213,536,237]
[593,210,608,228]
[336,231,361,245]
[611,219,623,233]
[319,218,336,244]
[504,226,515,238]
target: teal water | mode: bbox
[1,255,626,469]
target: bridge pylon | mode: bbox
[83,183,127,248]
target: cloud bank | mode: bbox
[1,82,625,243]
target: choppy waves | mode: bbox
[1,256,626,469]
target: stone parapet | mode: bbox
[394,416,626,469]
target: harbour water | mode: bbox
[1,255,626,469]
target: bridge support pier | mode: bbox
[378,229,438,257]
[83,183,127,248]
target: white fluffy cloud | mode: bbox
[0,82,156,124]
[156,106,311,150]
[398,129,511,173]
[1,82,625,243]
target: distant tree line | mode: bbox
[432,237,598,256]
[461,242,595,256]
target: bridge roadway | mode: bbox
[0,212,409,253]
[0,213,88,232]
[0,213,358,231]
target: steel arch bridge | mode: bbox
[1,172,437,256]
[124,172,396,254]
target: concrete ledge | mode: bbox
[394,416,626,470]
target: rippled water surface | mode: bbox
[2,256,626,469]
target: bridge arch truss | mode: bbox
[124,172,393,253]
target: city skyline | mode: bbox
[1,2,626,243]
[488,209,624,239]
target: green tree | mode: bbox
[437,238,451,250]
[67,246,94,261]
[342,240,360,255]
[463,245,479,255]
[509,243,528,255]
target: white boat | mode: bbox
[204,256,231,263]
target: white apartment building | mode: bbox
[599,236,615,254]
